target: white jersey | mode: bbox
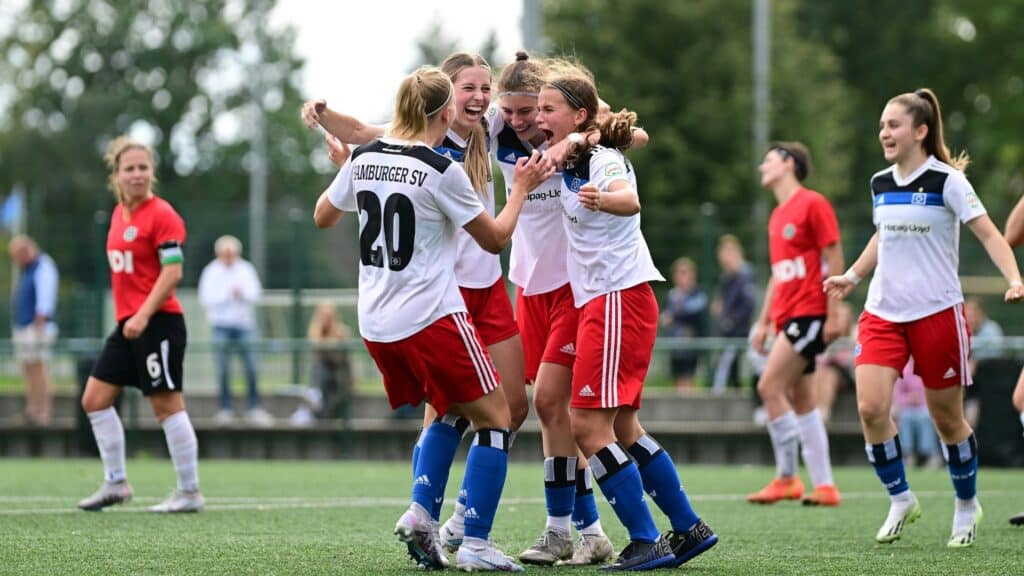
[490,110,569,296]
[327,137,484,342]
[439,125,502,289]
[866,155,986,322]
[560,146,664,306]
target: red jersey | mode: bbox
[767,188,839,325]
[106,196,186,321]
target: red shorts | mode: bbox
[571,283,658,409]
[516,283,579,382]
[460,278,519,346]
[855,304,972,389]
[364,312,500,416]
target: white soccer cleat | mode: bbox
[875,494,921,543]
[948,501,983,548]
[518,527,573,565]
[78,480,133,511]
[557,532,615,566]
[149,489,205,513]
[440,513,465,552]
[394,504,449,569]
[456,541,524,572]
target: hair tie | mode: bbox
[498,91,538,98]
[548,81,584,110]
[426,80,453,117]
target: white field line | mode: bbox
[0,490,1012,516]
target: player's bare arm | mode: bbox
[966,214,1024,302]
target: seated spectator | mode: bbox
[291,302,353,425]
[9,235,58,426]
[893,357,941,468]
[661,257,708,390]
[710,234,756,394]
[198,235,271,426]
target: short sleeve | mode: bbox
[589,148,630,192]
[808,194,840,249]
[436,163,485,228]
[153,203,187,265]
[326,159,357,212]
[944,171,986,223]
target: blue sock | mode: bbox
[411,415,467,519]
[572,467,600,532]
[627,434,700,532]
[866,435,910,496]
[462,429,510,540]
[590,443,659,543]
[943,433,978,500]
[544,456,576,522]
[411,427,426,481]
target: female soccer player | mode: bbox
[78,136,202,514]
[1004,193,1024,527]
[313,66,551,572]
[535,61,718,571]
[825,88,1024,547]
[747,142,844,507]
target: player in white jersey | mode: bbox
[535,60,718,572]
[1004,193,1024,527]
[825,88,1024,548]
[313,66,552,572]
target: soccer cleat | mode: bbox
[78,480,133,511]
[518,527,573,565]
[557,532,615,566]
[1010,512,1024,526]
[747,477,804,504]
[875,495,921,543]
[149,489,205,513]
[455,541,524,572]
[947,503,983,548]
[394,504,449,569]
[440,513,465,552]
[663,519,718,567]
[801,484,842,507]
[599,536,675,572]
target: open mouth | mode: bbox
[541,129,554,140]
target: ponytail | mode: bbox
[390,67,452,141]
[890,88,969,171]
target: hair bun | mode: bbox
[515,50,529,62]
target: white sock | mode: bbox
[580,518,604,536]
[892,490,916,505]
[797,409,834,487]
[162,411,199,492]
[88,407,127,483]
[767,411,800,478]
[462,536,487,550]
[546,515,572,535]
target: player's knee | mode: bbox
[509,401,529,432]
[756,376,781,401]
[533,390,566,426]
[856,397,888,426]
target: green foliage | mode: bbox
[0,0,323,291]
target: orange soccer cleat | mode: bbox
[747,477,805,504]
[801,484,841,507]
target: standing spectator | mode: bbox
[197,235,271,426]
[964,297,1003,366]
[290,302,353,425]
[893,357,941,468]
[9,234,58,426]
[661,257,707,390]
[710,235,756,394]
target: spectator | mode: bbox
[893,357,941,468]
[661,257,707,390]
[710,235,756,394]
[964,297,1003,367]
[290,302,354,425]
[814,301,856,423]
[9,234,58,426]
[197,235,271,426]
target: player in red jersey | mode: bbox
[1007,193,1024,527]
[748,142,844,507]
[78,136,203,514]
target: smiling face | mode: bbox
[450,65,491,136]
[499,93,541,141]
[879,102,927,164]
[115,148,153,204]
[536,87,586,144]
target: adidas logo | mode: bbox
[579,385,596,398]
[649,489,657,498]
[560,342,576,355]
[464,507,479,519]
[943,367,957,379]
[414,475,431,487]
[607,497,616,506]
[505,152,517,163]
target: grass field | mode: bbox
[2,459,1022,575]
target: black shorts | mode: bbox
[91,312,187,395]
[780,315,826,374]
